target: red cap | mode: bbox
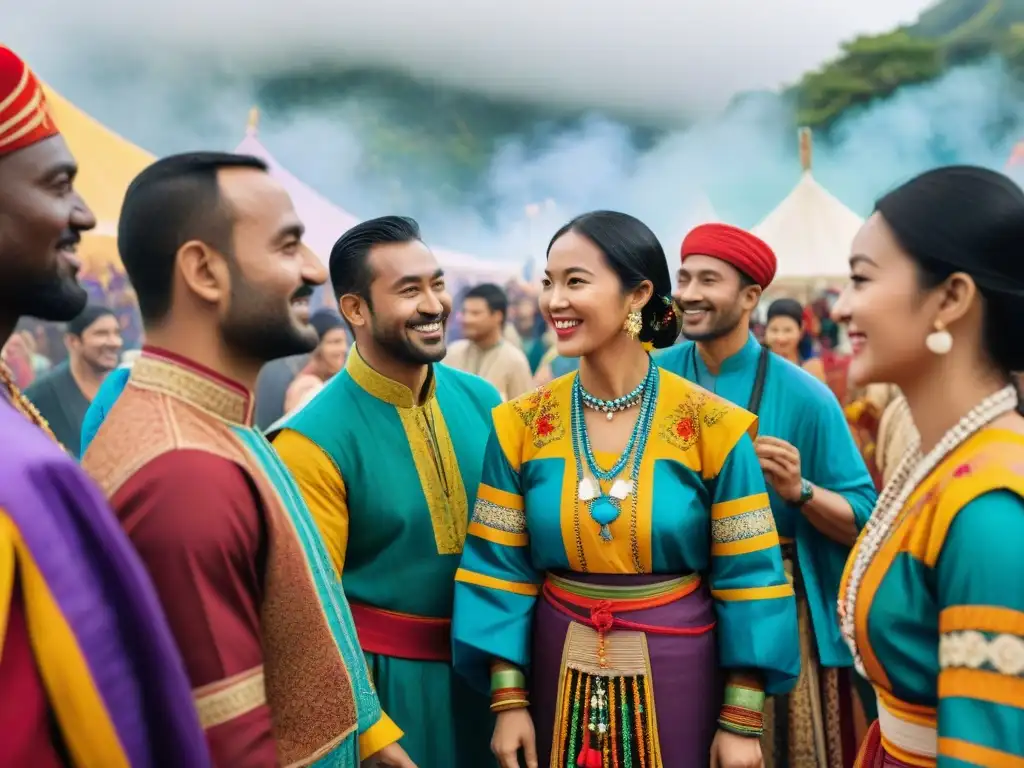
[681,223,777,289]
[0,46,60,157]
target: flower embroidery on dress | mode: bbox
[702,405,729,428]
[511,386,565,448]
[661,394,705,451]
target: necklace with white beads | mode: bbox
[840,384,1019,676]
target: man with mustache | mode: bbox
[0,47,209,766]
[272,216,501,767]
[82,154,413,768]
[25,303,123,457]
[657,223,878,768]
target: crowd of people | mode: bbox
[2,44,1023,768]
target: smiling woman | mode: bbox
[452,210,801,768]
[833,166,1024,767]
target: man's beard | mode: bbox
[83,351,120,376]
[371,312,447,366]
[5,273,88,323]
[681,304,745,343]
[221,281,318,363]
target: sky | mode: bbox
[9,0,934,117]
[8,0,1021,273]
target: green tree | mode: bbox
[797,32,942,129]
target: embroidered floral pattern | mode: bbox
[511,386,565,448]
[712,507,776,544]
[702,405,729,428]
[661,395,704,451]
[472,498,527,534]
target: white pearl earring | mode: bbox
[925,321,953,355]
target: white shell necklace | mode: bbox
[840,384,1019,676]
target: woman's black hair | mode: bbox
[547,210,681,349]
[766,298,804,328]
[875,166,1024,379]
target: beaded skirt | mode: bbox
[531,571,720,768]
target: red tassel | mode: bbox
[576,745,602,768]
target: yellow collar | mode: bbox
[132,346,254,425]
[346,345,436,409]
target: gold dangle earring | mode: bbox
[623,310,642,340]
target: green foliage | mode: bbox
[796,32,942,129]
[795,0,1024,130]
[912,0,991,37]
[999,23,1024,76]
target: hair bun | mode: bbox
[639,294,681,350]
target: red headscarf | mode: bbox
[0,46,60,157]
[681,223,777,289]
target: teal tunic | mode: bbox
[275,348,501,768]
[452,368,801,696]
[844,428,1024,765]
[549,355,580,377]
[80,363,132,456]
[658,333,877,667]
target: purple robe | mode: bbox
[0,397,210,767]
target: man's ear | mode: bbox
[741,284,763,312]
[177,240,230,307]
[340,294,367,329]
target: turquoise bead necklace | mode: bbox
[571,360,659,541]
[579,376,646,420]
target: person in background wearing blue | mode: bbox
[79,349,139,456]
[658,222,879,768]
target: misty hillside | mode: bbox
[797,0,1024,129]
[253,67,662,212]
[21,0,1024,250]
[241,0,1024,205]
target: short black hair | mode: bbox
[462,283,508,321]
[67,303,115,336]
[118,152,268,322]
[766,298,804,327]
[329,215,421,302]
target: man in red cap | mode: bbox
[657,223,878,768]
[0,46,210,766]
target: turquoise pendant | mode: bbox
[589,495,621,541]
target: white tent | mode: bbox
[753,129,863,280]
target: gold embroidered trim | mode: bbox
[346,344,436,408]
[939,631,1024,676]
[472,498,527,534]
[193,665,267,729]
[131,354,251,425]
[397,400,468,555]
[711,506,776,543]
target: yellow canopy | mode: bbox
[41,83,155,282]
